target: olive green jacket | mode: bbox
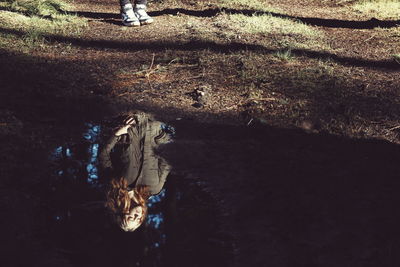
[99,114,171,195]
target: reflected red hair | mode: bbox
[105,177,150,226]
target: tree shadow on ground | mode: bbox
[262,64,400,142]
[0,51,109,123]
[1,27,399,70]
[60,7,400,29]
[0,49,112,266]
[158,120,400,267]
[150,8,400,29]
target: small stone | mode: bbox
[301,120,313,131]
[192,102,203,108]
[195,85,211,105]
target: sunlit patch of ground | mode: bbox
[394,54,400,63]
[352,0,400,20]
[110,51,245,121]
[218,12,329,50]
[0,0,87,50]
[373,27,400,60]
[180,11,329,51]
[219,0,283,13]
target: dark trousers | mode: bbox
[120,0,147,7]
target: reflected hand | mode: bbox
[114,117,136,136]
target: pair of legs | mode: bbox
[120,0,153,27]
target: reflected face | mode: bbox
[119,201,144,232]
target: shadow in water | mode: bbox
[157,120,400,267]
[45,123,234,267]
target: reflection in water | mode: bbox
[47,123,233,267]
[84,124,100,183]
[51,123,101,185]
[147,189,166,230]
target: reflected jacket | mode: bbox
[99,114,171,195]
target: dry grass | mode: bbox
[394,54,400,64]
[226,13,318,36]
[1,0,69,16]
[184,17,223,42]
[0,0,87,49]
[219,0,281,13]
[274,48,294,61]
[215,12,328,51]
[352,0,400,19]
[0,9,86,33]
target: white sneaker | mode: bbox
[134,4,154,25]
[121,3,140,27]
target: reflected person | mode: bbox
[99,112,171,232]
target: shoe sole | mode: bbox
[123,22,141,27]
[140,20,154,25]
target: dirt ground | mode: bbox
[1,0,400,266]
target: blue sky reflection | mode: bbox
[83,124,101,184]
[51,124,101,185]
[147,189,166,230]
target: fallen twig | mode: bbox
[364,34,377,43]
[248,97,277,101]
[116,88,152,97]
[171,64,199,68]
[167,57,180,65]
[149,53,155,71]
[388,125,400,131]
[146,53,156,90]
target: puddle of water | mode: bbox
[45,123,234,267]
[51,123,101,185]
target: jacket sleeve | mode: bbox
[154,122,172,187]
[158,158,172,189]
[142,121,172,195]
[154,124,173,145]
[99,134,120,170]
[147,158,171,195]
